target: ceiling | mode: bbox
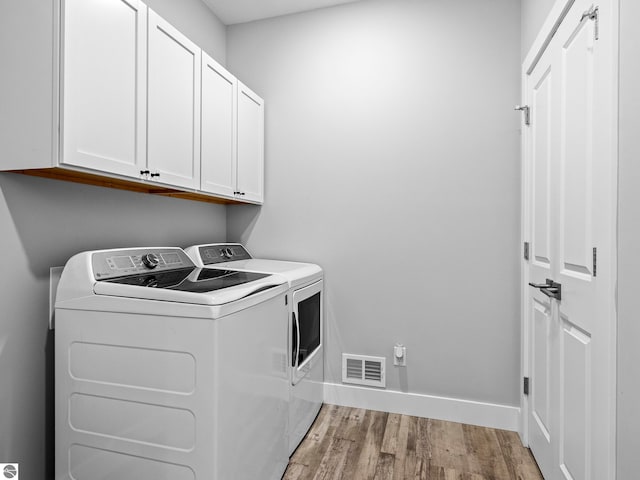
[202,0,363,25]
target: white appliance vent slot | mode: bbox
[342,354,385,388]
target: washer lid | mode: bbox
[93,267,284,305]
[207,259,323,287]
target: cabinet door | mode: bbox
[200,53,237,197]
[61,0,146,177]
[236,82,264,204]
[147,10,201,189]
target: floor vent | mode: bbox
[342,354,386,388]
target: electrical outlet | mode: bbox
[393,344,406,367]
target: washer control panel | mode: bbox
[92,248,195,280]
[199,244,252,265]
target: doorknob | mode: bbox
[528,278,562,301]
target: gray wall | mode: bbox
[616,0,639,477]
[0,2,227,479]
[520,0,555,60]
[145,0,227,64]
[227,0,522,406]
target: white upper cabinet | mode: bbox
[200,53,237,197]
[3,0,264,204]
[236,82,265,204]
[61,0,147,178]
[147,10,201,190]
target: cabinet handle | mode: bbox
[140,170,150,175]
[150,172,161,178]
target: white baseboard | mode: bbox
[323,382,520,432]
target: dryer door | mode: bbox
[291,280,323,385]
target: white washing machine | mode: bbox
[185,243,324,456]
[55,247,290,480]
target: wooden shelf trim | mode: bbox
[9,168,245,205]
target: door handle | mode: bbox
[292,312,299,368]
[528,279,562,301]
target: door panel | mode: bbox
[556,26,598,480]
[531,300,552,440]
[560,320,591,480]
[62,0,146,177]
[147,11,201,189]
[532,68,553,268]
[560,17,595,279]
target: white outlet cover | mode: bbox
[49,266,64,330]
[393,345,407,366]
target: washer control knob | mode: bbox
[141,253,160,269]
[225,247,234,258]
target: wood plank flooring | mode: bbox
[284,404,543,480]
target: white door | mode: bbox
[524,1,615,479]
[147,10,201,189]
[236,82,264,203]
[526,34,558,478]
[61,0,147,178]
[201,53,237,197]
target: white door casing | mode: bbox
[61,0,147,177]
[147,10,201,189]
[522,0,617,479]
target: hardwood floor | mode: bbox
[284,404,543,480]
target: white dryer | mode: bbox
[184,243,324,456]
[55,247,290,480]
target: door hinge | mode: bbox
[593,247,597,277]
[581,5,599,40]
[524,242,530,261]
[514,105,531,126]
[524,377,530,396]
